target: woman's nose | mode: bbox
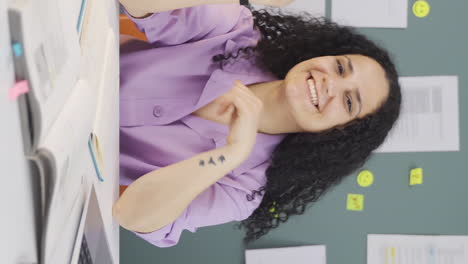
[318,77,335,108]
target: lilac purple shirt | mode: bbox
[120,4,286,247]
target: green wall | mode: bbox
[120,1,468,263]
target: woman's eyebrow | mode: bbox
[344,55,354,73]
[344,56,361,117]
[355,89,362,117]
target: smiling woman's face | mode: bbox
[283,54,390,132]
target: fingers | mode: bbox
[216,98,231,115]
[284,0,295,6]
[230,81,263,116]
[218,102,235,116]
[217,80,263,119]
[224,81,263,155]
[252,0,294,7]
[267,0,293,7]
[234,81,262,107]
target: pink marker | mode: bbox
[9,80,30,101]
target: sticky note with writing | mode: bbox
[347,193,364,211]
[410,168,423,185]
[413,0,430,18]
[357,170,374,187]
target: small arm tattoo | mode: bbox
[218,155,226,163]
[198,155,226,167]
[208,157,216,165]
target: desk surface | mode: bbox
[120,1,468,264]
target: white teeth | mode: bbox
[307,79,319,106]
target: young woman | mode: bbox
[114,0,402,248]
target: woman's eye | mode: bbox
[336,59,345,76]
[346,94,353,113]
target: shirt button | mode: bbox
[153,105,163,117]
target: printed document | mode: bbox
[376,76,459,153]
[368,234,468,264]
[245,245,326,264]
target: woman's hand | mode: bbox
[217,80,263,161]
[250,0,295,7]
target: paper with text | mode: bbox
[376,76,459,153]
[246,245,326,264]
[331,0,408,28]
[368,234,468,264]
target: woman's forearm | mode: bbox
[113,144,245,233]
[120,0,238,18]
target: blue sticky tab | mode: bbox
[88,136,104,182]
[12,42,23,57]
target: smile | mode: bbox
[306,76,319,108]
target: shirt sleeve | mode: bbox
[122,4,252,47]
[131,162,268,248]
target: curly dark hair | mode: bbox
[212,6,402,243]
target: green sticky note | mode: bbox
[347,194,364,211]
[410,168,423,185]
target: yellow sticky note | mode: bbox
[410,168,423,185]
[413,0,430,18]
[347,194,364,211]
[357,170,374,187]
